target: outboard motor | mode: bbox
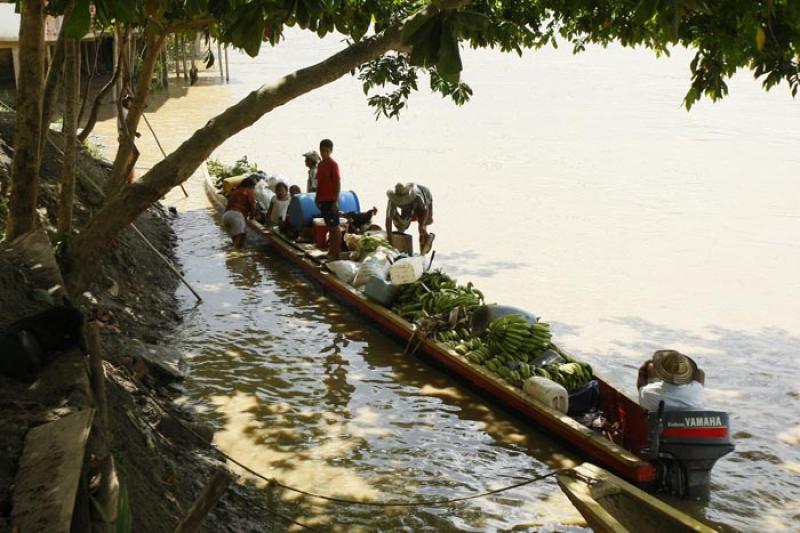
[643,402,734,500]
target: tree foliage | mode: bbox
[8,0,800,283]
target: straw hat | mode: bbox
[303,150,321,164]
[387,182,416,206]
[652,350,697,385]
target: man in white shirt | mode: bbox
[637,350,705,412]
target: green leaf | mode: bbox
[64,0,91,39]
[401,13,433,45]
[634,0,660,23]
[99,0,136,23]
[437,17,462,84]
[351,9,371,41]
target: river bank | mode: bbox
[0,114,280,531]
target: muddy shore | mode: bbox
[0,114,278,531]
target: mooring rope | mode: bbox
[118,364,561,509]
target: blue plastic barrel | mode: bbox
[287,191,361,232]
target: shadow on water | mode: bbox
[567,316,800,532]
[435,250,528,279]
[170,203,588,531]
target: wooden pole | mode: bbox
[141,113,188,197]
[174,471,233,533]
[130,224,202,302]
[217,41,223,80]
[86,321,109,429]
[173,35,180,78]
[224,45,229,82]
[181,36,189,81]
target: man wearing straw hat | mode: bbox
[637,350,705,411]
[302,150,321,192]
[386,182,435,255]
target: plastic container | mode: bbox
[530,349,565,368]
[390,256,426,285]
[222,174,247,195]
[523,376,569,414]
[364,277,399,306]
[389,232,413,254]
[287,191,361,232]
[312,218,327,248]
[567,380,600,416]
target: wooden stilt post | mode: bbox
[224,45,229,82]
[181,36,189,80]
[217,41,223,80]
[174,471,233,533]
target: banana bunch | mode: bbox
[437,327,472,343]
[535,362,593,391]
[525,321,552,354]
[448,337,483,356]
[486,314,532,355]
[419,286,483,316]
[393,271,476,322]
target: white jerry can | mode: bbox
[523,376,569,414]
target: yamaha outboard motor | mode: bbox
[643,403,734,500]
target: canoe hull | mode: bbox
[557,463,717,533]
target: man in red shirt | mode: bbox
[314,138,342,260]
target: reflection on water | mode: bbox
[169,194,585,530]
[88,27,800,531]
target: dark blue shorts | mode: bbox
[318,201,339,228]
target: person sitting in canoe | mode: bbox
[637,350,705,411]
[266,182,291,226]
[385,182,435,254]
[222,176,257,248]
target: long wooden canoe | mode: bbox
[557,463,717,533]
[202,168,657,485]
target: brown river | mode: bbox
[91,29,800,532]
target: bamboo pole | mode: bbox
[141,114,188,197]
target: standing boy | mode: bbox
[314,139,341,260]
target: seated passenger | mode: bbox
[266,182,291,226]
[637,350,705,412]
[222,177,257,248]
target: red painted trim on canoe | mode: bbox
[663,427,729,439]
[203,172,657,484]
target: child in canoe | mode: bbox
[266,181,291,226]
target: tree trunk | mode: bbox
[78,28,106,127]
[40,0,73,145]
[106,29,166,195]
[5,0,47,241]
[64,0,469,287]
[58,39,79,234]
[77,30,126,144]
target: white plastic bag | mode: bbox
[352,251,393,287]
[327,260,359,284]
[254,180,274,210]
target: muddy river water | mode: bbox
[92,30,799,531]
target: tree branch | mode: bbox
[65,0,471,287]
